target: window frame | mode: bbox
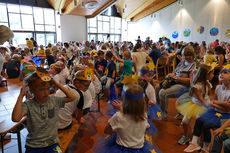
[0,2,57,46]
[87,14,122,42]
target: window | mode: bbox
[20,5,32,14]
[13,32,32,45]
[0,4,8,23]
[34,7,44,24]
[9,13,22,30]
[87,15,122,42]
[36,33,45,46]
[7,4,20,13]
[0,3,57,46]
[21,14,34,30]
[46,33,55,45]
[44,9,55,25]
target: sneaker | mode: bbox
[184,143,201,152]
[178,135,190,145]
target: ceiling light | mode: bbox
[85,1,98,9]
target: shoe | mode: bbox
[175,113,183,120]
[178,135,190,145]
[184,142,201,152]
[201,148,209,153]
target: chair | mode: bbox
[156,57,168,80]
[167,55,176,73]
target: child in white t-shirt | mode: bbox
[95,84,161,153]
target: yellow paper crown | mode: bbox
[208,62,218,72]
[222,64,230,71]
[147,62,155,72]
[75,67,94,81]
[121,74,139,85]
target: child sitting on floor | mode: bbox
[95,83,161,153]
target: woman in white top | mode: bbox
[132,43,152,73]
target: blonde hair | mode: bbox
[0,25,14,45]
[122,84,146,122]
[124,51,131,59]
[51,63,62,74]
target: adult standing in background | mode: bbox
[64,42,74,68]
[148,43,162,65]
[26,38,34,55]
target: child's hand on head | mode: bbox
[112,100,122,111]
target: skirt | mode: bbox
[176,92,191,105]
[176,100,207,119]
[94,133,161,153]
[147,104,164,121]
[199,108,230,127]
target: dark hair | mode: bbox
[24,72,51,89]
[214,46,225,54]
[97,50,104,55]
[133,42,142,52]
[122,84,146,122]
[64,42,69,47]
[190,64,211,97]
[105,51,113,58]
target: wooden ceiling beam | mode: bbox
[115,0,124,17]
[86,0,116,18]
[46,0,67,11]
[125,0,156,20]
[131,0,177,21]
[62,0,83,14]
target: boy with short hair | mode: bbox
[12,70,76,153]
[95,50,107,77]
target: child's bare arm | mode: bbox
[193,87,206,105]
[104,123,114,134]
[111,50,124,63]
[12,83,27,122]
[53,80,77,103]
[214,119,230,136]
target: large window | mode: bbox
[0,3,56,46]
[87,15,122,42]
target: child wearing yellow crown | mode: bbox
[56,67,93,129]
[184,64,230,153]
[12,68,76,153]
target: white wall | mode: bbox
[60,15,87,42]
[127,0,230,44]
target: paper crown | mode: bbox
[147,62,155,72]
[208,62,218,72]
[139,62,155,73]
[29,60,51,82]
[222,64,230,72]
[121,74,139,85]
[74,67,94,81]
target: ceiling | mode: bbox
[46,0,177,21]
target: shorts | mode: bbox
[25,143,62,153]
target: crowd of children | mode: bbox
[1,24,230,152]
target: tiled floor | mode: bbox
[0,78,191,153]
